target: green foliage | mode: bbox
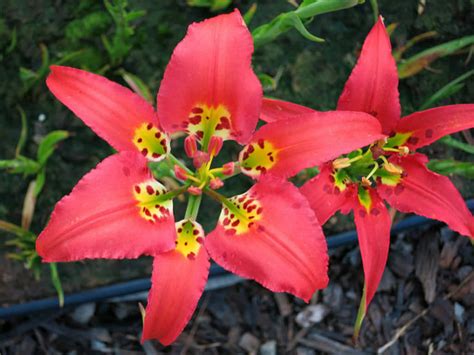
[186,0,232,12]
[420,70,474,110]
[65,11,112,43]
[398,35,474,79]
[428,159,474,179]
[102,0,145,66]
[252,0,365,48]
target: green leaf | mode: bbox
[119,69,153,103]
[243,3,257,26]
[427,159,474,179]
[419,69,474,110]
[439,135,474,155]
[398,35,474,79]
[252,0,363,48]
[50,263,65,307]
[0,156,40,174]
[35,169,46,197]
[37,130,69,166]
[15,106,28,157]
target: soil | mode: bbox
[0,0,473,353]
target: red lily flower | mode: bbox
[260,17,474,336]
[37,10,366,345]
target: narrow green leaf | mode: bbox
[119,69,153,103]
[50,263,65,307]
[419,69,474,110]
[243,3,257,26]
[428,159,474,179]
[37,130,69,166]
[35,169,46,197]
[440,135,474,154]
[15,106,28,158]
[398,35,474,79]
[0,156,40,175]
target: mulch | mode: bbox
[0,222,472,354]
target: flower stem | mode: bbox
[185,194,202,220]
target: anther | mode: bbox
[208,136,223,157]
[361,177,372,187]
[210,177,224,190]
[333,157,351,169]
[384,162,403,175]
[222,162,235,176]
[174,165,189,181]
[193,151,210,169]
[184,135,198,158]
[187,186,202,196]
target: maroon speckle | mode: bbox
[192,107,203,114]
[223,218,230,226]
[146,185,154,195]
[155,132,161,139]
[359,210,367,218]
[369,110,378,117]
[425,129,434,138]
[141,148,148,156]
[193,229,199,235]
[334,187,341,195]
[189,115,201,124]
[247,145,255,153]
[371,208,380,216]
[231,220,240,227]
[258,139,265,149]
[196,237,204,244]
[394,184,405,195]
[187,252,196,260]
[177,228,182,233]
[134,185,141,193]
[147,123,153,130]
[137,138,143,143]
[407,136,419,145]
[225,228,236,236]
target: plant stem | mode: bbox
[184,194,202,220]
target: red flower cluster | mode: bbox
[37,11,473,345]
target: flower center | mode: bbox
[133,179,173,223]
[239,139,278,178]
[133,122,170,162]
[218,192,263,235]
[186,104,232,149]
[175,219,204,259]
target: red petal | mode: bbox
[337,18,400,134]
[142,221,210,345]
[36,152,176,262]
[395,104,474,150]
[261,97,316,123]
[378,153,474,238]
[300,164,355,225]
[353,188,391,309]
[239,111,384,179]
[205,175,328,302]
[47,66,163,155]
[157,10,262,144]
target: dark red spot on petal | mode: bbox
[231,220,240,227]
[192,107,203,114]
[146,185,154,194]
[193,229,199,235]
[155,132,161,139]
[187,252,196,260]
[147,123,153,130]
[407,137,419,145]
[371,208,380,216]
[394,184,405,195]
[359,210,367,218]
[137,138,143,143]
[141,148,148,156]
[134,185,141,193]
[258,139,265,149]
[152,153,160,159]
[425,129,434,138]
[196,237,204,244]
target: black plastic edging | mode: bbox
[1,199,473,319]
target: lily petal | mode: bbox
[337,17,400,134]
[205,175,328,302]
[353,187,391,311]
[378,153,474,238]
[157,10,262,145]
[395,104,474,150]
[261,97,316,123]
[300,164,355,225]
[47,66,169,161]
[239,111,384,179]
[142,220,210,345]
[36,152,176,262]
